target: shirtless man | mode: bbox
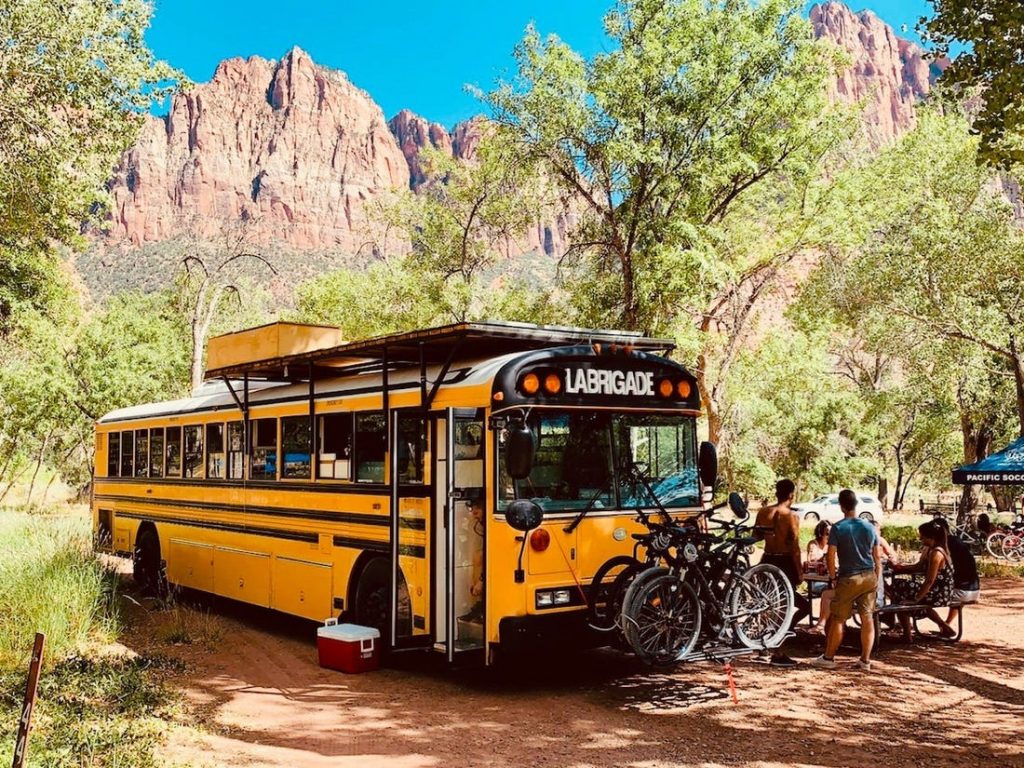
[755,478,812,666]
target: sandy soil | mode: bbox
[122,579,1024,768]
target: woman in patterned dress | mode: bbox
[890,520,957,641]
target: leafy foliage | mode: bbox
[923,0,1024,168]
[0,0,180,331]
[486,0,844,332]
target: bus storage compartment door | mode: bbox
[214,546,271,607]
[271,556,333,621]
[527,523,576,576]
[167,539,215,593]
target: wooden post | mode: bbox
[12,633,45,768]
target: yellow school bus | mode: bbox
[92,321,710,663]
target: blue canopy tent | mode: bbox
[952,436,1024,485]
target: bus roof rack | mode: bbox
[204,320,675,382]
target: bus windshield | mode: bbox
[497,411,698,513]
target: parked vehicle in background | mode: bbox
[793,493,884,523]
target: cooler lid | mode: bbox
[317,622,381,641]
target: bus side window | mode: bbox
[206,423,225,479]
[397,416,427,485]
[281,416,311,479]
[107,432,120,477]
[227,422,244,479]
[355,412,386,483]
[135,429,150,477]
[250,418,278,480]
[120,431,134,477]
[318,413,352,480]
[184,425,204,478]
[166,426,182,477]
[150,428,165,478]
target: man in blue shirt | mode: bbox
[811,489,882,671]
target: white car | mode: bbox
[793,493,884,524]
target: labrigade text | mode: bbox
[564,368,655,397]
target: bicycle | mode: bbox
[620,493,794,665]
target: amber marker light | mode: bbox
[658,378,674,398]
[530,528,551,552]
[677,380,692,398]
[493,391,504,401]
[520,372,540,395]
[543,373,563,395]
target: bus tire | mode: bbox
[353,557,391,638]
[133,525,165,596]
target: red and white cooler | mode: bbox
[317,620,381,673]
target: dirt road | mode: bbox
[124,580,1024,768]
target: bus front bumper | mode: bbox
[498,611,600,654]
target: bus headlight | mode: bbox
[535,589,573,609]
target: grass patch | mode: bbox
[880,524,922,552]
[154,602,223,647]
[0,510,120,668]
[0,653,183,767]
[978,560,1024,579]
[0,508,181,767]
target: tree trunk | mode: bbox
[191,322,205,393]
[1013,351,1024,438]
[25,430,52,506]
[877,477,889,511]
[893,451,905,511]
[957,414,994,525]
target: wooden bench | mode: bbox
[871,600,968,650]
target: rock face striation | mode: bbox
[810,1,942,144]
[106,48,410,251]
[102,3,943,256]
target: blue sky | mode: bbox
[146,1,936,128]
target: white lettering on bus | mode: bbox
[564,368,654,397]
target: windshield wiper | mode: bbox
[622,461,674,525]
[564,479,613,534]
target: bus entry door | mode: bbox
[391,411,431,648]
[434,409,486,660]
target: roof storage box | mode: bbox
[205,322,342,374]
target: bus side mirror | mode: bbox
[698,441,718,491]
[505,498,544,532]
[728,491,749,521]
[505,421,535,480]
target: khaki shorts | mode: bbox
[831,571,878,621]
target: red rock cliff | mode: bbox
[106,48,409,250]
[103,4,942,255]
[810,1,942,144]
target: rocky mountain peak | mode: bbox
[810,1,943,144]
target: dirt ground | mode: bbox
[122,579,1024,768]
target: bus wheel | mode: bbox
[353,558,390,637]
[133,527,165,595]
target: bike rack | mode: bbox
[676,632,795,665]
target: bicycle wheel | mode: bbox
[728,563,794,650]
[587,556,644,632]
[1003,534,1024,563]
[986,531,1007,559]
[622,573,702,665]
[619,565,669,625]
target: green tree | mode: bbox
[485,0,849,442]
[923,0,1024,168]
[806,108,1021,518]
[722,326,878,501]
[0,291,193,498]
[0,0,179,329]
[391,132,556,322]
[486,0,842,332]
